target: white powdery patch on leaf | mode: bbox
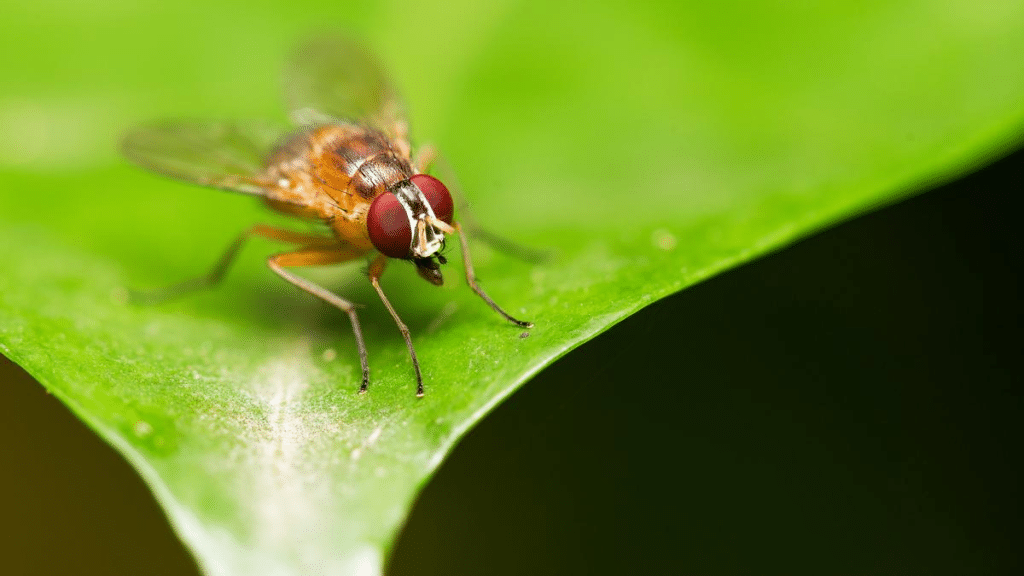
[188,341,382,575]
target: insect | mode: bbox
[122,36,532,397]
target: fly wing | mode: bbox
[284,36,409,151]
[122,120,291,198]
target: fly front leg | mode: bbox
[368,254,425,397]
[131,224,338,304]
[453,222,533,328]
[267,247,371,393]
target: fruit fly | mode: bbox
[122,37,532,397]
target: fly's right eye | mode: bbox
[411,174,454,224]
[367,192,412,258]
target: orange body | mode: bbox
[262,124,415,253]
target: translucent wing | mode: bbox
[284,36,409,149]
[121,120,290,198]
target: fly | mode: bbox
[122,36,532,397]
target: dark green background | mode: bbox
[3,147,1019,575]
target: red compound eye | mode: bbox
[411,174,454,224]
[367,192,412,258]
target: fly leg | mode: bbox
[130,224,335,304]
[416,152,536,327]
[267,246,371,394]
[453,222,533,328]
[368,254,425,397]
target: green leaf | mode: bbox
[2,1,1022,574]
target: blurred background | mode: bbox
[2,146,1020,574]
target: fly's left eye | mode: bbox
[367,192,413,258]
[411,174,454,224]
